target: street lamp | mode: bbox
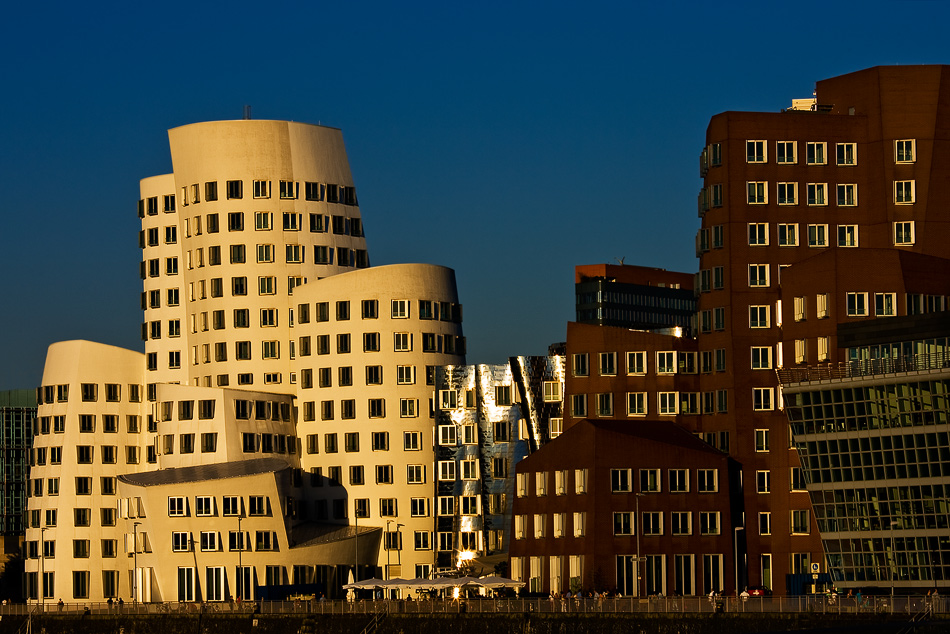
[635,492,645,598]
[386,520,393,581]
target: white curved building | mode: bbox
[292,263,465,581]
[25,120,469,603]
[140,120,369,395]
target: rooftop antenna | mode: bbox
[243,105,252,120]
[616,257,626,265]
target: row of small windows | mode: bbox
[744,139,916,166]
[34,414,144,435]
[146,335,465,371]
[140,244,368,278]
[142,213,364,245]
[571,350,727,377]
[138,181,358,216]
[743,223,871,248]
[516,511,724,539]
[31,444,145,469]
[36,383,141,405]
[743,181,915,206]
[569,390,734,417]
[25,506,118,529]
[297,299,463,324]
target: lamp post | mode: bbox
[132,521,141,603]
[354,507,358,583]
[386,520,393,581]
[635,492,645,598]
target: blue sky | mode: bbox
[1,1,948,389]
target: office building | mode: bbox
[560,66,950,595]
[24,120,464,603]
[780,311,950,593]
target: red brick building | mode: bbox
[556,66,950,595]
[509,420,738,596]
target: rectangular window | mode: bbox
[699,511,720,535]
[838,224,858,247]
[806,142,826,165]
[746,181,767,204]
[896,139,916,163]
[759,512,771,536]
[748,223,768,246]
[751,346,772,369]
[875,292,897,317]
[777,223,798,246]
[572,353,588,377]
[755,428,770,452]
[698,469,718,493]
[791,510,811,534]
[777,182,797,205]
[753,388,773,411]
[746,140,766,163]
[748,264,769,287]
[756,470,771,493]
[807,183,827,206]
[776,141,796,164]
[610,469,631,493]
[895,180,916,204]
[807,224,827,247]
[672,511,692,536]
[836,142,857,166]
[894,221,915,245]
[846,292,868,317]
[571,394,587,417]
[626,392,646,416]
[837,183,857,206]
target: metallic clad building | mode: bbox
[434,356,563,574]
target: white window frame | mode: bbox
[748,223,768,246]
[776,141,796,164]
[894,221,915,245]
[746,181,767,204]
[748,264,769,288]
[806,183,827,206]
[836,142,857,166]
[837,183,857,207]
[895,139,916,164]
[753,388,773,412]
[626,392,647,416]
[777,182,797,205]
[875,292,897,317]
[838,224,858,247]
[749,305,769,329]
[778,223,798,247]
[895,180,916,204]
[807,224,828,247]
[751,346,772,370]
[746,140,766,163]
[806,142,826,165]
[846,292,868,317]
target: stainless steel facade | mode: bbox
[433,356,563,574]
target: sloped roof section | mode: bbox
[118,458,292,487]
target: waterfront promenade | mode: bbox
[2,594,944,616]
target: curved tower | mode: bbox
[140,120,369,397]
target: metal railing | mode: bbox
[778,352,950,385]
[5,595,946,616]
